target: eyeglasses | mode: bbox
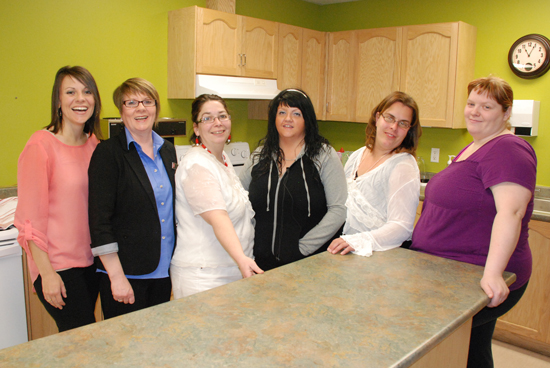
[380,113,411,129]
[123,99,157,108]
[199,114,231,124]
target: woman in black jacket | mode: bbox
[88,78,177,319]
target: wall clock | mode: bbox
[508,34,550,79]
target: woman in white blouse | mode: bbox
[170,94,263,298]
[328,91,422,257]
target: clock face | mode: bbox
[508,34,550,79]
[511,39,546,72]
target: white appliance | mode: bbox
[175,142,251,176]
[195,75,280,100]
[0,227,28,349]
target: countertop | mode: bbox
[0,249,514,367]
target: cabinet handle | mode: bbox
[243,54,246,66]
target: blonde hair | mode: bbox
[113,78,160,127]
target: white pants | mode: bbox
[170,264,242,299]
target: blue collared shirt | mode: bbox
[124,127,175,279]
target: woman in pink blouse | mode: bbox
[15,66,102,332]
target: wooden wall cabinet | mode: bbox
[168,6,278,99]
[326,27,402,123]
[169,7,476,129]
[494,219,550,356]
[277,24,326,120]
[400,22,476,128]
[326,31,355,122]
[325,22,475,127]
[353,27,402,123]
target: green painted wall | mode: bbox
[1,0,549,187]
[315,0,549,183]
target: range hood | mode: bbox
[195,74,280,100]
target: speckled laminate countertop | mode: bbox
[0,248,514,367]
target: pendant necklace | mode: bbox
[201,143,228,167]
[361,151,389,174]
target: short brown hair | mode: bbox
[467,76,513,128]
[364,91,422,157]
[113,78,161,127]
[189,94,230,145]
[47,65,102,138]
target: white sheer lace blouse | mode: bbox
[171,147,255,268]
[341,147,420,257]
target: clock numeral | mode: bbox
[518,48,522,53]
[528,42,532,47]
[516,55,519,60]
[522,44,526,49]
[539,47,542,51]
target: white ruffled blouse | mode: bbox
[341,147,420,257]
[171,147,255,268]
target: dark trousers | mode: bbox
[34,265,99,332]
[467,281,529,368]
[99,273,172,319]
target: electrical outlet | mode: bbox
[431,148,440,163]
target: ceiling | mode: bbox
[301,0,358,4]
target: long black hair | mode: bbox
[252,89,329,177]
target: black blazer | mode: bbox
[88,132,177,276]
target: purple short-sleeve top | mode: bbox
[411,134,537,290]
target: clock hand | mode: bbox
[527,45,536,57]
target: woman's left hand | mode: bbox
[328,238,355,255]
[480,273,510,308]
[237,257,264,278]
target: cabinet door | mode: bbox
[326,31,355,122]
[241,17,278,78]
[302,29,326,120]
[354,28,402,123]
[400,23,457,128]
[196,8,242,76]
[494,220,550,353]
[278,24,302,90]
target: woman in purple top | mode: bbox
[411,76,537,368]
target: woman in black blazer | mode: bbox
[88,78,177,319]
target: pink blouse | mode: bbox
[15,130,99,283]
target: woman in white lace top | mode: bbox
[328,92,422,257]
[170,95,263,298]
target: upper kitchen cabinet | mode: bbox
[326,31,355,122]
[400,22,476,128]
[278,24,303,90]
[278,24,327,119]
[240,16,278,78]
[301,29,327,120]
[353,27,402,122]
[168,6,278,99]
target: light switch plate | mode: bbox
[431,148,440,163]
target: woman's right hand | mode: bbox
[41,272,67,310]
[109,273,135,304]
[328,237,355,255]
[237,257,264,278]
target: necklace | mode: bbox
[362,151,389,174]
[201,143,228,167]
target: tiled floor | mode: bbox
[493,340,550,368]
